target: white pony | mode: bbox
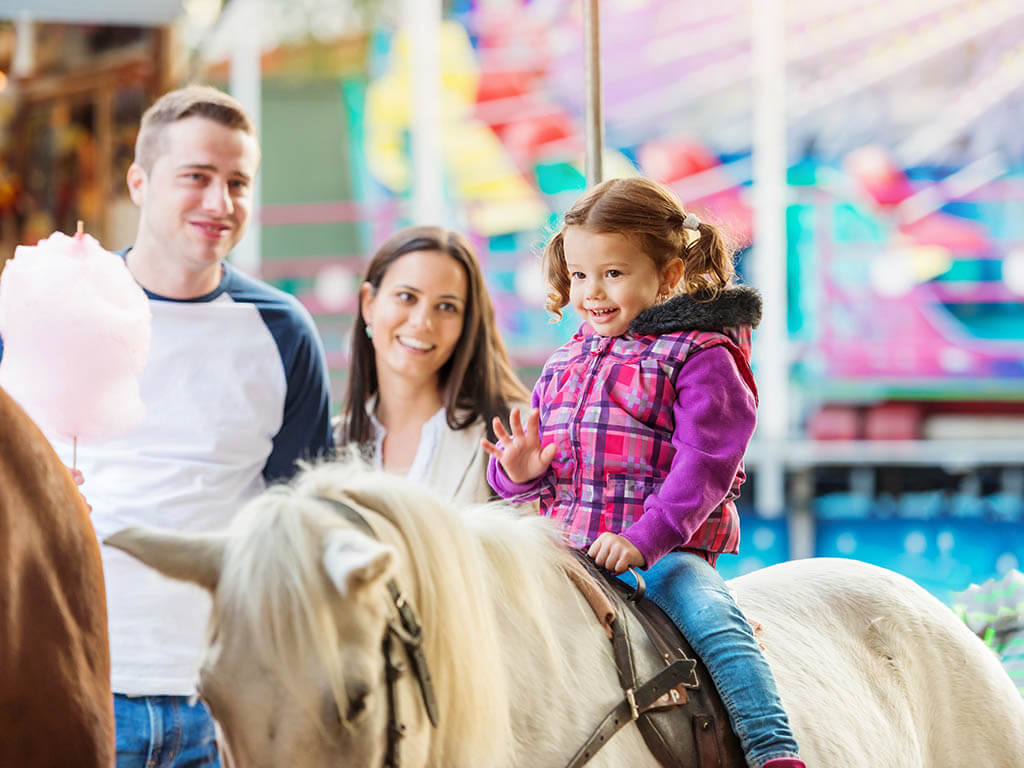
[107,461,1024,768]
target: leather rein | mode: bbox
[317,497,439,768]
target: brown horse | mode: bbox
[0,385,114,767]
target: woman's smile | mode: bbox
[361,249,468,386]
[396,335,435,352]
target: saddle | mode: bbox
[568,552,744,768]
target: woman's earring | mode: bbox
[365,325,373,339]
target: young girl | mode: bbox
[482,177,804,768]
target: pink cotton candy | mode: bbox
[0,230,151,442]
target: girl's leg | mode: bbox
[642,552,801,768]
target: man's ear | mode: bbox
[126,163,146,206]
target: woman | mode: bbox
[336,225,529,505]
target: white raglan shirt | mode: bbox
[3,261,332,695]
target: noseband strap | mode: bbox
[316,496,440,766]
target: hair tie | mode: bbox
[682,213,702,231]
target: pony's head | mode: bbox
[107,481,407,766]
[105,459,520,768]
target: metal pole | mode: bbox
[12,11,34,77]
[230,35,262,276]
[405,0,444,224]
[751,0,791,523]
[583,0,604,186]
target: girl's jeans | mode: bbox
[114,694,219,768]
[640,551,800,768]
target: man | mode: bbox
[9,86,333,766]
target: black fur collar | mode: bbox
[629,285,762,336]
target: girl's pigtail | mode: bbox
[542,231,571,319]
[683,220,735,299]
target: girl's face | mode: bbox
[361,249,468,389]
[564,227,681,337]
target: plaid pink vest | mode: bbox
[533,324,755,562]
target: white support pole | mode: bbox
[12,12,35,78]
[583,0,604,187]
[751,0,790,521]
[404,0,444,224]
[230,35,262,276]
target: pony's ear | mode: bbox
[322,529,395,597]
[104,527,226,592]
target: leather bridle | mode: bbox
[317,497,439,768]
[317,496,693,768]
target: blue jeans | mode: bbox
[639,552,800,768]
[114,694,219,768]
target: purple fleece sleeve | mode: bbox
[487,456,544,500]
[621,345,757,567]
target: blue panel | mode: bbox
[719,518,790,580]
[815,519,1023,603]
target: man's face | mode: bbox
[128,116,259,276]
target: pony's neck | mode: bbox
[458,521,638,766]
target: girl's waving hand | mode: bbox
[481,406,556,484]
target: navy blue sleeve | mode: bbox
[261,302,333,482]
[220,265,333,482]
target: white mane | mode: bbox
[211,482,354,729]
[216,459,587,767]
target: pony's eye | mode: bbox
[346,691,368,722]
[334,682,370,724]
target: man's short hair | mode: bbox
[134,85,256,172]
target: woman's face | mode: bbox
[361,249,469,391]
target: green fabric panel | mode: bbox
[260,79,361,260]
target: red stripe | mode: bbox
[260,200,399,227]
[259,256,364,280]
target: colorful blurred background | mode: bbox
[0,0,1022,607]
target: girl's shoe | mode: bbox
[762,760,806,768]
